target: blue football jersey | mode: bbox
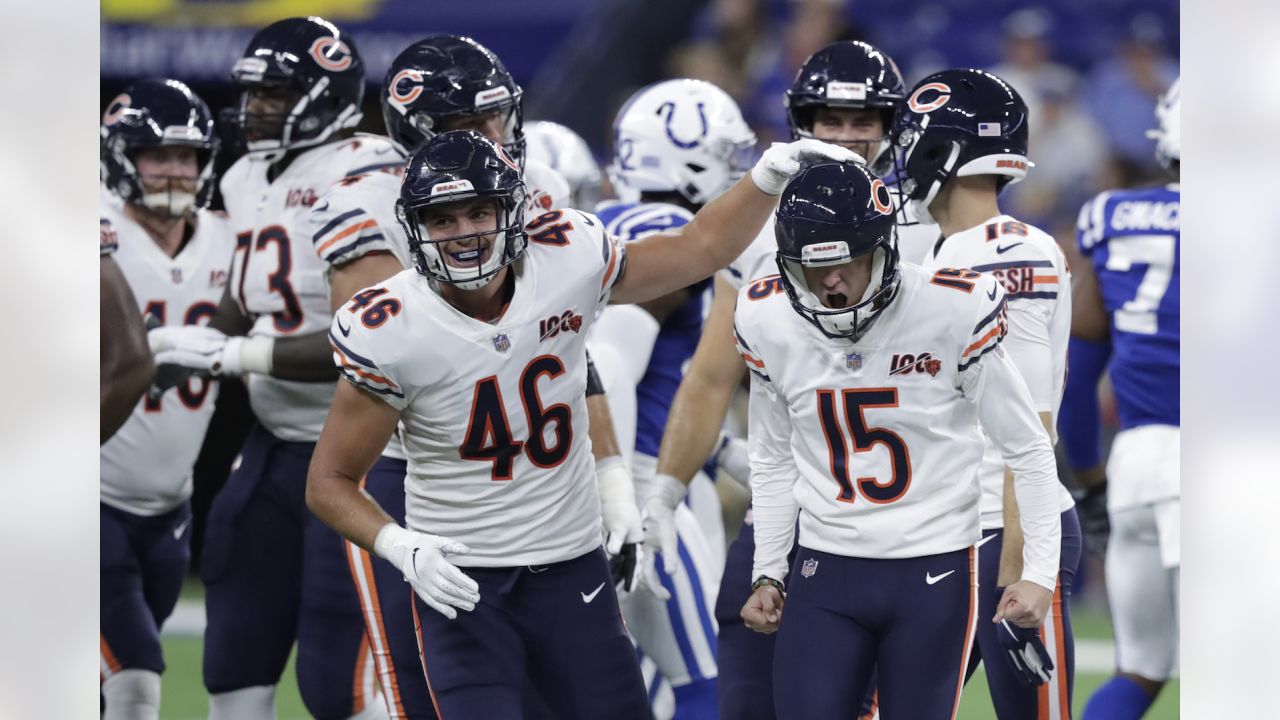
[595,200,709,457]
[1077,183,1180,429]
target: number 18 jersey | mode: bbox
[330,209,627,567]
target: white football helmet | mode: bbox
[609,79,757,205]
[525,120,603,208]
[1147,77,1180,171]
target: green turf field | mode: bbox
[158,583,1178,718]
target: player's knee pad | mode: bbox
[208,685,276,720]
[102,669,160,720]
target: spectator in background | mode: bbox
[990,7,1081,131]
[668,0,864,145]
[1004,70,1109,234]
[1083,12,1178,183]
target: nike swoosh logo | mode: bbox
[173,518,190,541]
[996,242,1023,254]
[925,570,956,585]
[975,533,998,549]
[336,317,351,337]
[987,285,998,300]
[581,581,606,603]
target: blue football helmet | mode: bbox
[224,16,364,158]
[397,130,529,290]
[786,40,906,172]
[381,35,525,164]
[101,78,217,215]
[774,162,900,340]
[892,69,1031,224]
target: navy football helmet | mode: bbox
[397,130,528,290]
[892,69,1031,224]
[381,35,525,164]
[785,41,905,172]
[224,16,364,158]
[101,78,217,215]
[774,162,900,340]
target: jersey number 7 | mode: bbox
[460,355,573,480]
[816,388,912,504]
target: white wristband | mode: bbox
[220,335,275,376]
[373,523,408,562]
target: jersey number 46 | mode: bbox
[460,355,572,480]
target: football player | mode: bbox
[311,34,633,719]
[592,78,758,718]
[306,130,857,718]
[526,120,604,209]
[145,17,394,720]
[643,40,917,719]
[900,68,1081,717]
[1071,79,1181,720]
[736,161,1062,718]
[99,79,235,720]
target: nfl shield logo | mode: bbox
[846,352,862,370]
[171,268,183,284]
[801,558,818,578]
[492,333,511,353]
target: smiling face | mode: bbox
[800,252,874,309]
[810,107,886,164]
[418,197,501,270]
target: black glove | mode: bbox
[609,542,638,593]
[996,619,1055,686]
[1076,480,1110,556]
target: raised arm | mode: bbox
[610,140,860,306]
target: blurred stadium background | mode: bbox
[101,0,1179,717]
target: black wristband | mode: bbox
[584,350,605,396]
[751,575,785,595]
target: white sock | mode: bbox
[102,669,161,720]
[208,685,276,720]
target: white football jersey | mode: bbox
[735,263,1062,590]
[894,194,943,266]
[330,208,627,567]
[926,215,1075,529]
[99,194,237,515]
[221,133,404,441]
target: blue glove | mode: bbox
[996,618,1055,686]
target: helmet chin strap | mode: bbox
[907,141,961,227]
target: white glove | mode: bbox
[597,456,644,555]
[148,326,273,377]
[639,472,688,599]
[750,138,866,195]
[374,524,480,620]
[597,456,648,595]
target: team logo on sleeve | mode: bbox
[907,82,951,113]
[309,37,354,72]
[889,352,941,378]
